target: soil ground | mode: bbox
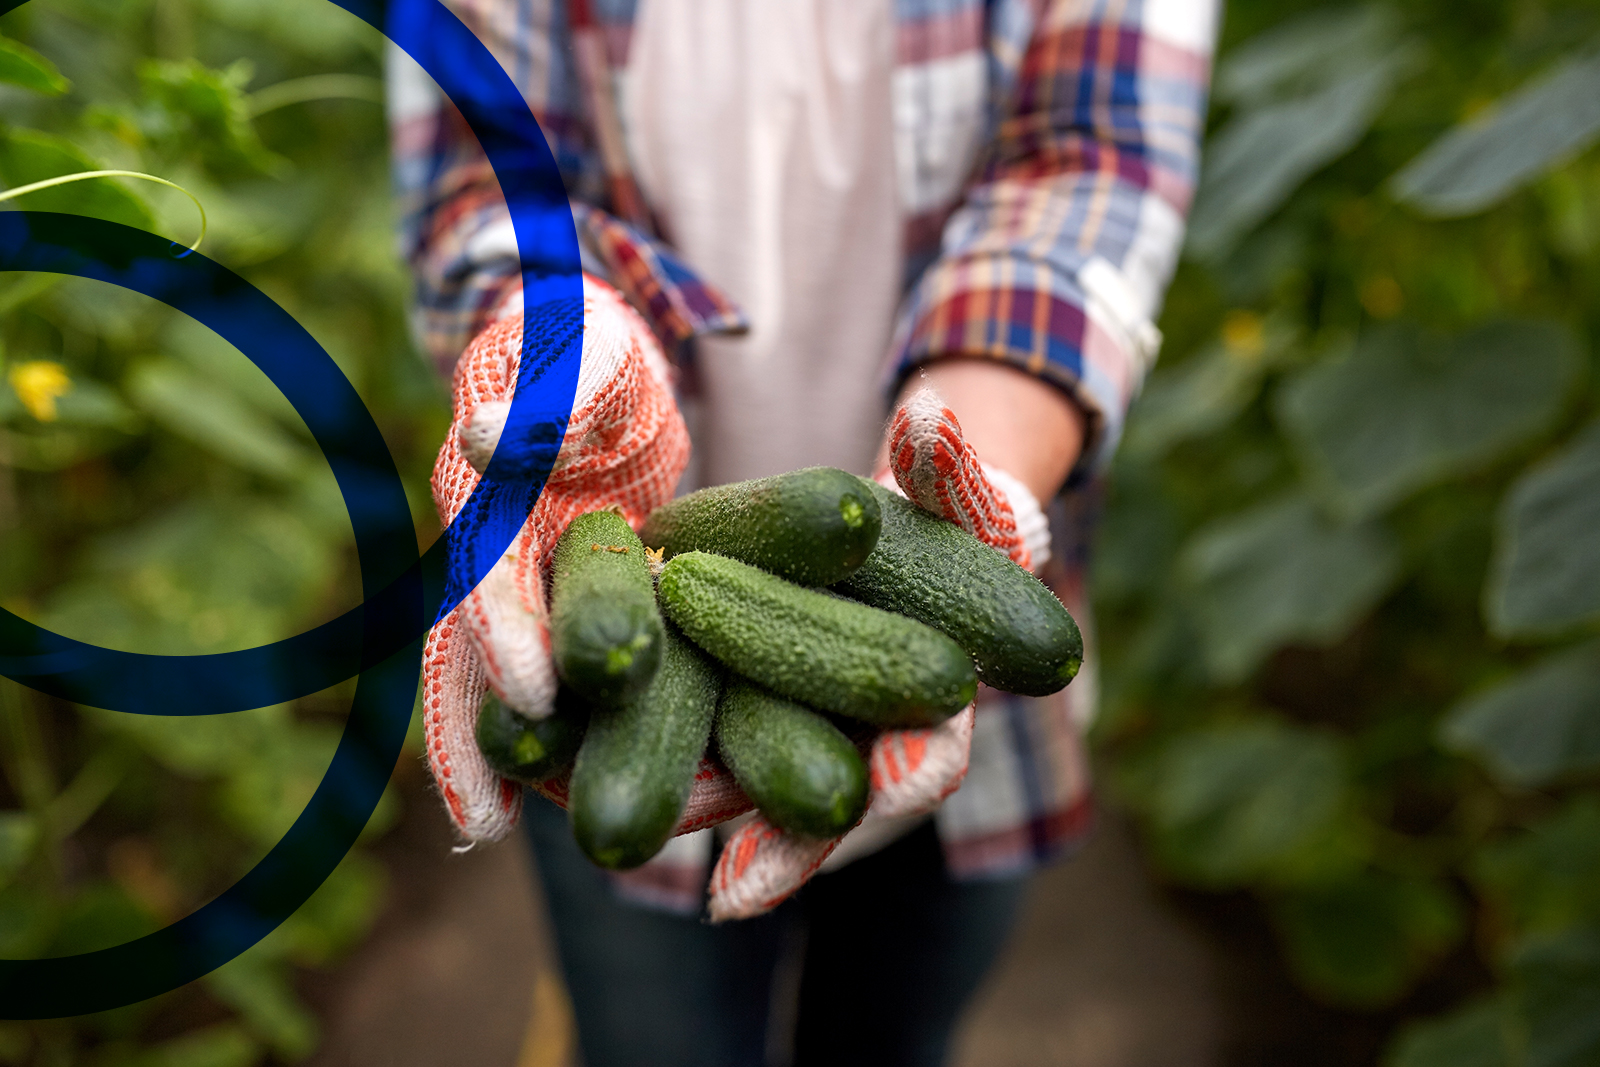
[305,771,1226,1067]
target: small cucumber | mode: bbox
[641,467,881,586]
[834,480,1083,696]
[657,551,976,728]
[568,622,724,869]
[475,687,588,782]
[549,509,664,705]
[715,678,868,838]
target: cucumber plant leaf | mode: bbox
[1276,321,1581,520]
[1390,999,1512,1067]
[1143,721,1347,885]
[1487,420,1600,636]
[126,359,309,481]
[1179,493,1401,682]
[1187,7,1419,259]
[1272,869,1463,1007]
[1473,797,1600,935]
[1441,641,1600,788]
[1393,47,1600,217]
[0,33,69,95]
[1506,928,1600,1067]
[0,129,152,230]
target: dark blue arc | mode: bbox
[0,0,581,1018]
[0,0,583,715]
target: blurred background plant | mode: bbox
[1098,0,1600,1064]
[2,0,1600,1064]
[0,0,444,1062]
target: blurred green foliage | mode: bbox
[0,0,445,1061]
[1100,0,1600,1061]
[5,0,1600,1062]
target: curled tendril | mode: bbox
[0,170,207,255]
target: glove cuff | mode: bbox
[981,463,1051,571]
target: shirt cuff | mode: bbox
[569,202,748,349]
[890,250,1156,482]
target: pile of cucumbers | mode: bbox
[475,467,1083,870]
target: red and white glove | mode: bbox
[421,275,755,842]
[707,388,1049,921]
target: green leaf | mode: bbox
[1441,642,1600,788]
[136,59,284,177]
[0,885,55,957]
[1393,48,1600,217]
[1277,322,1581,519]
[1188,11,1419,258]
[0,130,152,230]
[1214,7,1399,104]
[133,1024,262,1067]
[0,33,70,95]
[1124,341,1274,458]
[1507,927,1600,1067]
[1487,421,1600,637]
[1389,999,1512,1067]
[0,812,38,886]
[260,852,385,966]
[1146,721,1348,885]
[1273,870,1463,1006]
[126,360,309,480]
[204,954,319,1061]
[1180,494,1401,682]
[48,882,158,956]
[1474,796,1600,935]
[41,499,338,656]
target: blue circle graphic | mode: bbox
[0,0,581,1016]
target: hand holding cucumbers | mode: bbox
[477,464,1081,884]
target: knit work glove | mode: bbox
[707,388,1046,921]
[421,275,736,842]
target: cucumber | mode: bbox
[715,679,867,838]
[834,479,1082,696]
[475,687,588,782]
[641,467,881,586]
[549,509,664,705]
[568,621,724,869]
[657,551,976,728]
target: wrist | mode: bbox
[887,358,1086,501]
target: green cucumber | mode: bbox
[834,479,1083,696]
[641,467,881,586]
[568,622,724,869]
[657,551,976,728]
[549,509,664,705]
[715,679,867,838]
[475,687,588,782]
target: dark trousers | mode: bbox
[523,794,1028,1067]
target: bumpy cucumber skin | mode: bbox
[641,467,882,586]
[658,552,976,728]
[475,688,588,782]
[715,679,867,838]
[834,480,1083,696]
[568,622,724,870]
[549,510,664,706]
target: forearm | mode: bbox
[878,359,1086,503]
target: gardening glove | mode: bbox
[422,275,757,842]
[707,387,1049,921]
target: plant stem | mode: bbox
[0,682,61,887]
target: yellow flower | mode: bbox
[1221,310,1266,361]
[8,360,72,422]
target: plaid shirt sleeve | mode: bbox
[388,35,744,375]
[892,0,1216,477]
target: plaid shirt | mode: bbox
[391,0,1214,907]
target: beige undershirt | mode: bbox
[623,1,931,870]
[622,0,902,488]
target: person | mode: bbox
[388,1,1216,1063]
